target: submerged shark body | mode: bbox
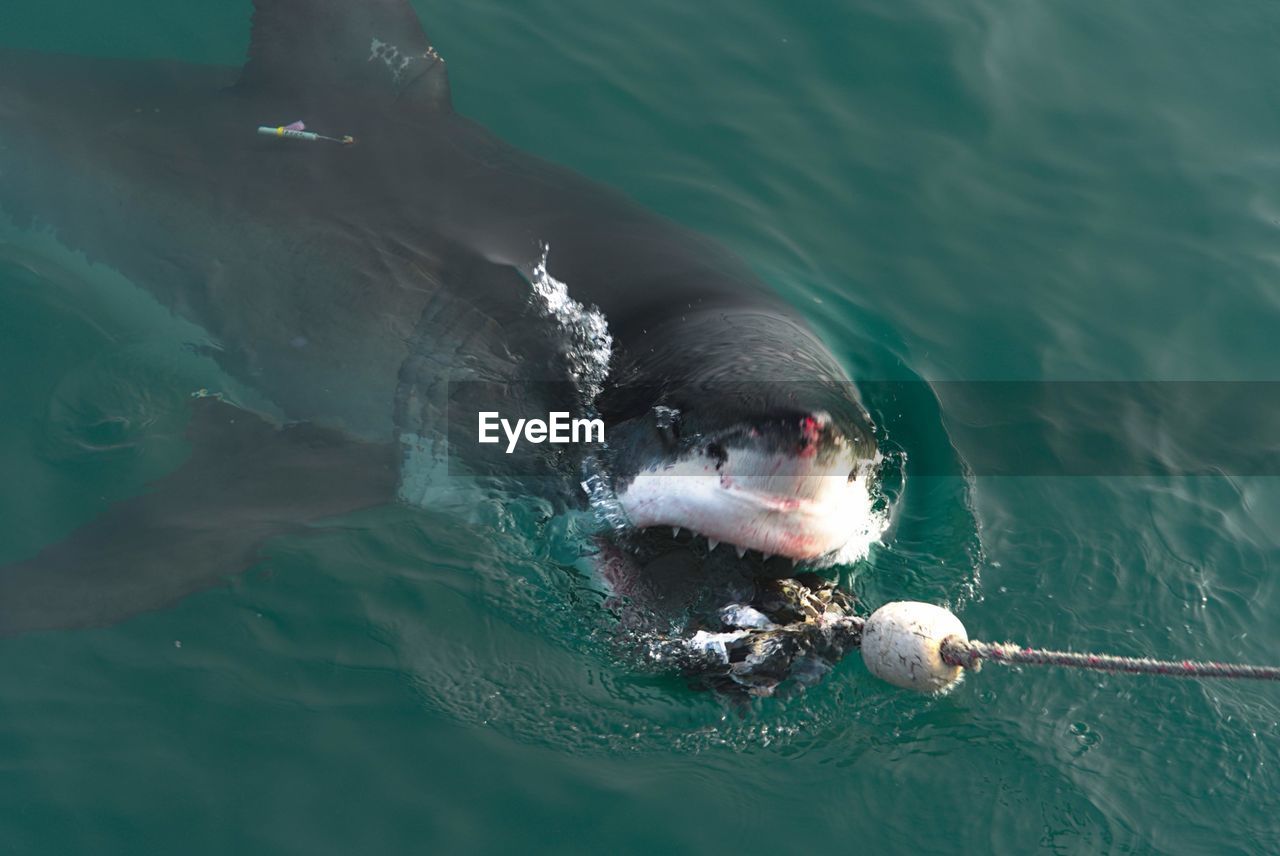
[0,0,880,652]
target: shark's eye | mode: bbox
[706,442,728,469]
[653,406,681,447]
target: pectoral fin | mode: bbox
[0,397,397,637]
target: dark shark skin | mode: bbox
[0,0,875,636]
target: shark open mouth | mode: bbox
[612,413,882,562]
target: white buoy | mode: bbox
[861,601,968,693]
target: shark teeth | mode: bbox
[650,527,802,566]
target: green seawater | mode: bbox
[3,1,1280,852]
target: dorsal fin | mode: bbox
[237,0,451,112]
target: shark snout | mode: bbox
[615,413,877,560]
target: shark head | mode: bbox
[599,311,881,562]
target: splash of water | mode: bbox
[525,245,631,530]
[527,245,614,407]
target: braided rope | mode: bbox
[941,637,1280,681]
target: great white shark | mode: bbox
[0,0,881,643]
